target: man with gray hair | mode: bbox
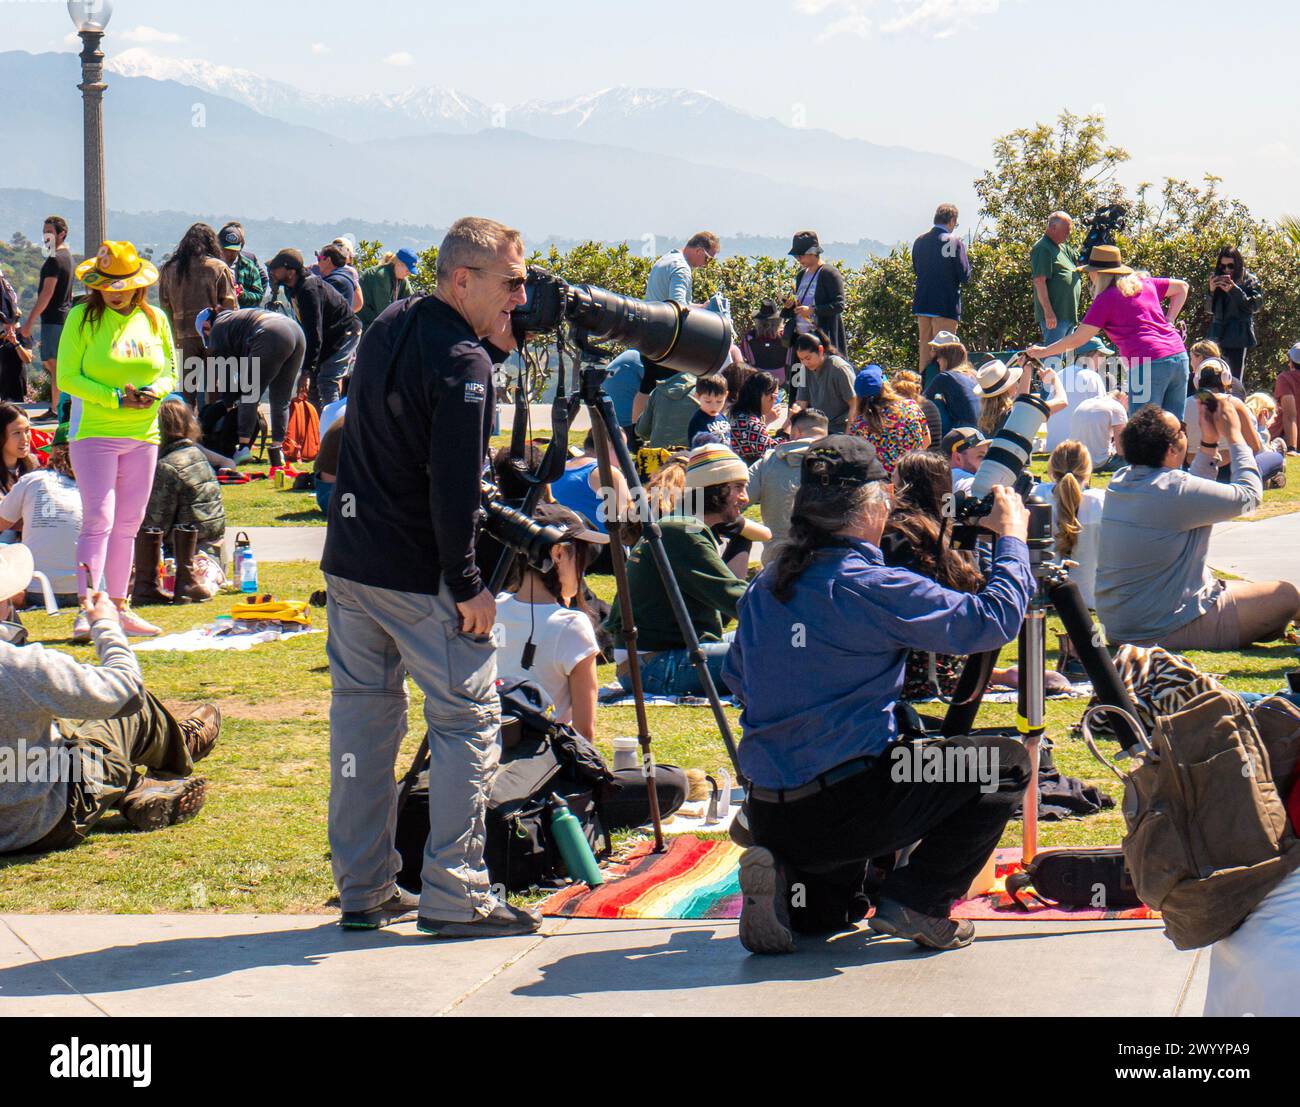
[321,216,540,938]
[1030,211,1081,367]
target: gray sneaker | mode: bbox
[339,888,420,930]
[417,901,542,939]
[738,846,795,954]
[867,897,975,950]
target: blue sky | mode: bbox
[8,0,1299,218]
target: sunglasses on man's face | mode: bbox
[467,266,527,292]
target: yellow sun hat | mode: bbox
[75,240,160,292]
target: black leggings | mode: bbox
[234,322,306,444]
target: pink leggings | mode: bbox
[69,438,159,599]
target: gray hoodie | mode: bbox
[749,438,817,565]
[0,619,144,853]
[635,373,698,449]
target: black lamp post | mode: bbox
[67,1,114,256]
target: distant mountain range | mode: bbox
[2,48,982,250]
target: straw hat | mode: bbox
[1077,244,1133,275]
[973,358,1023,398]
[75,241,159,292]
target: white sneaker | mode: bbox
[117,607,161,637]
[71,612,92,644]
[232,445,252,465]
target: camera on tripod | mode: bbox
[952,391,1052,539]
[510,266,732,377]
[1080,202,1127,260]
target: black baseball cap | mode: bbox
[788,230,823,258]
[941,427,987,455]
[218,227,243,250]
[801,435,887,487]
[267,248,305,272]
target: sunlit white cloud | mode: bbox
[384,51,415,67]
[794,0,1006,41]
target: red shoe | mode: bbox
[269,464,302,483]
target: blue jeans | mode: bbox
[620,638,733,696]
[1126,352,1188,417]
[1038,319,1073,370]
[317,327,360,407]
[315,481,333,515]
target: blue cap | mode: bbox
[195,307,215,348]
[853,363,884,399]
[395,247,419,273]
[1076,337,1114,357]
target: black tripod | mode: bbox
[508,361,745,851]
[940,516,1146,862]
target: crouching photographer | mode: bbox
[722,437,1035,955]
[320,217,542,939]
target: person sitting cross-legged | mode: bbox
[0,545,220,856]
[1095,401,1297,650]
[604,442,750,696]
[723,437,1033,954]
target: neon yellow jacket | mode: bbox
[58,302,177,444]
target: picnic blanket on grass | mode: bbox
[133,625,319,652]
[540,837,1159,922]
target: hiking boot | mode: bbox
[1267,468,1287,490]
[867,898,974,951]
[738,846,795,955]
[340,888,420,930]
[119,774,207,831]
[180,704,221,763]
[416,901,542,939]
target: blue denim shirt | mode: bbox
[723,536,1032,790]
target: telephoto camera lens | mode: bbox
[564,284,730,377]
[480,498,568,571]
[969,393,1051,500]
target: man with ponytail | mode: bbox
[723,436,1034,955]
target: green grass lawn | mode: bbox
[2,448,1298,913]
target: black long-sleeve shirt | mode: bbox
[321,294,504,601]
[285,273,358,372]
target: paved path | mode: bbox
[222,526,323,564]
[0,913,1207,1017]
[1208,513,1300,584]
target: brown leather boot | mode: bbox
[119,773,207,831]
[130,528,173,606]
[171,525,209,603]
[179,703,221,763]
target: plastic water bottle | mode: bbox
[232,531,251,583]
[239,551,259,594]
[548,795,604,887]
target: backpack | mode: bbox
[199,400,267,461]
[395,678,617,894]
[1083,690,1300,949]
[1006,848,1140,910]
[283,389,320,462]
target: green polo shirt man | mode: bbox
[1030,212,1081,340]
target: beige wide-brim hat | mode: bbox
[1077,244,1133,276]
[973,358,1023,398]
[0,544,35,599]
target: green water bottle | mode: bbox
[548,794,604,887]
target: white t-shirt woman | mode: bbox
[494,594,600,732]
[0,467,83,598]
[1056,487,1105,609]
[490,502,608,740]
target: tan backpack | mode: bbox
[1084,689,1300,950]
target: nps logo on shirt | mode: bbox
[463,380,486,404]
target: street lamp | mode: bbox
[67,0,114,257]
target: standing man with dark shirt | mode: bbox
[320,216,539,938]
[911,203,971,373]
[20,216,74,421]
[266,249,361,410]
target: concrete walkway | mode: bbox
[0,913,1207,1017]
[1208,512,1300,584]
[222,526,324,564]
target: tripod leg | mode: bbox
[588,406,665,852]
[1018,610,1046,863]
[591,392,744,778]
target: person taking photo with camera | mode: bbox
[723,437,1033,955]
[320,216,541,939]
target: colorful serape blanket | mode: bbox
[539,838,1159,922]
